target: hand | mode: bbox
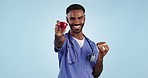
[97,42,109,58]
[55,20,66,37]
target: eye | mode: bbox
[70,17,76,20]
[78,16,84,20]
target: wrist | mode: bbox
[98,53,104,61]
[55,33,64,38]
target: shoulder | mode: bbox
[85,36,98,50]
[85,36,95,45]
[64,33,69,38]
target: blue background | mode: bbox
[0,0,148,78]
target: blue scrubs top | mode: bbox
[54,33,99,78]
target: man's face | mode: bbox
[66,10,85,33]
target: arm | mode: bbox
[54,20,66,48]
[92,42,109,78]
[93,53,103,78]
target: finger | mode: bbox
[99,45,105,53]
[105,45,109,51]
[98,45,102,50]
[103,44,109,52]
[101,42,109,51]
[100,46,107,56]
[55,23,60,27]
[56,20,60,23]
[55,20,61,27]
[98,44,105,51]
[102,46,106,52]
[55,25,59,30]
[55,25,62,33]
[103,46,108,54]
[102,43,107,46]
[97,42,106,46]
[98,45,101,53]
[55,20,61,31]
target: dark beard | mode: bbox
[69,23,84,34]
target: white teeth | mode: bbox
[73,25,81,28]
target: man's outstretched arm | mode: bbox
[54,20,66,48]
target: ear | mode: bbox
[66,17,69,23]
[84,15,86,21]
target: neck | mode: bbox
[69,30,84,40]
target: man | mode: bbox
[54,4,109,78]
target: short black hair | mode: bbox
[66,4,85,14]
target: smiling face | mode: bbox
[66,10,85,34]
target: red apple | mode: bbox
[58,22,68,30]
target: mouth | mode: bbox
[73,25,81,29]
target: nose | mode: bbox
[73,18,80,24]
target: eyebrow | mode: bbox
[78,16,84,19]
[69,16,84,19]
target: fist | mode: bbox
[97,42,109,57]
